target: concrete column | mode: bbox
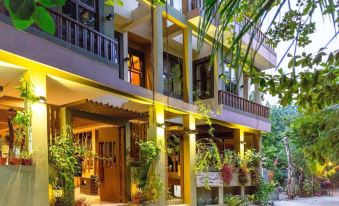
[234,128,245,196]
[213,48,223,105]
[254,83,261,104]
[147,104,166,204]
[237,70,244,98]
[123,32,129,82]
[152,6,164,94]
[183,114,197,206]
[125,122,132,201]
[29,70,49,205]
[243,76,249,100]
[183,28,193,103]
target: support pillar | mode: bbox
[29,70,49,205]
[234,128,245,196]
[183,28,193,103]
[213,48,223,105]
[237,70,244,98]
[183,114,197,206]
[254,83,261,104]
[152,6,164,94]
[123,32,129,82]
[147,104,166,205]
[243,76,249,100]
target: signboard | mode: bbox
[196,172,223,187]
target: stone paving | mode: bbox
[274,193,339,206]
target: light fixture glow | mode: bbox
[38,96,46,104]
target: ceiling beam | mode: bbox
[123,14,151,32]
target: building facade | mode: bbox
[0,0,276,205]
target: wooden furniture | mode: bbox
[80,177,98,195]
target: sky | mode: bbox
[261,1,339,106]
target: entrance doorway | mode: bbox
[72,116,126,205]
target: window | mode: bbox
[163,52,183,99]
[128,49,145,87]
[224,63,237,95]
[62,0,98,30]
[193,57,214,99]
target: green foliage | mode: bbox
[49,126,78,205]
[4,0,66,34]
[292,105,339,164]
[104,0,123,7]
[194,138,223,189]
[134,140,162,203]
[198,0,339,112]
[262,106,298,184]
[224,194,250,206]
[254,178,275,206]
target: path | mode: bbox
[274,194,339,206]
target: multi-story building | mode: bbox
[0,0,276,205]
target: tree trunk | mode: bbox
[283,136,294,199]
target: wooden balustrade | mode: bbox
[0,7,119,65]
[49,9,119,64]
[218,90,269,118]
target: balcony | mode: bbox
[187,0,274,51]
[218,90,269,119]
[0,8,120,67]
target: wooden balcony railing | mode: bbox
[218,90,269,118]
[0,7,119,65]
[50,9,119,65]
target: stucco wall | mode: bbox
[0,165,48,206]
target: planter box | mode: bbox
[196,172,254,187]
[0,165,37,206]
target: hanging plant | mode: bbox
[250,169,260,185]
[221,164,233,184]
[195,138,222,189]
[238,166,249,185]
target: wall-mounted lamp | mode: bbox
[38,96,46,104]
[52,178,63,206]
[156,123,166,129]
[186,129,199,135]
[124,57,130,62]
[240,140,246,145]
[106,13,114,21]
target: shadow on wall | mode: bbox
[0,165,36,206]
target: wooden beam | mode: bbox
[122,14,151,32]
[71,110,129,126]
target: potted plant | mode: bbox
[9,155,21,165]
[220,150,237,184]
[0,155,7,165]
[132,140,163,204]
[20,151,33,165]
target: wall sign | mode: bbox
[196,172,223,187]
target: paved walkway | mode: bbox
[274,195,339,206]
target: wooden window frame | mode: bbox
[193,56,214,100]
[128,48,146,87]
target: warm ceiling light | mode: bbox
[38,96,46,104]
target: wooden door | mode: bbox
[97,127,124,203]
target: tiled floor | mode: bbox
[75,187,127,206]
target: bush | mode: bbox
[254,178,275,206]
[224,195,249,206]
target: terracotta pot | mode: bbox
[9,157,21,165]
[21,158,32,165]
[0,157,7,165]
